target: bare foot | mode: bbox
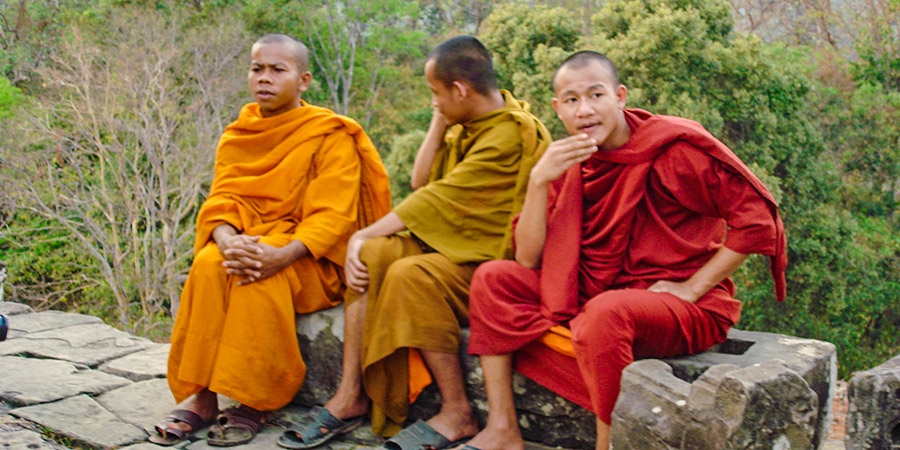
[322,390,368,420]
[459,425,525,450]
[425,407,479,443]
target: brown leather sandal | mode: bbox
[149,409,215,446]
[206,406,267,447]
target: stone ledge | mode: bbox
[846,353,900,450]
[294,307,836,450]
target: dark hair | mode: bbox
[428,36,497,96]
[553,51,620,88]
[253,33,310,72]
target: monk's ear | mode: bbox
[552,97,561,117]
[297,71,313,94]
[451,80,468,100]
[615,84,628,108]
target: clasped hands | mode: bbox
[218,234,291,285]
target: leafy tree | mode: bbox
[478,2,580,137]
[2,4,249,329]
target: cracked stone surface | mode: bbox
[1,301,847,450]
[100,343,170,381]
[612,359,821,450]
[10,394,147,448]
[0,428,69,450]
[0,356,132,406]
[2,311,101,340]
[97,378,176,434]
[846,353,900,450]
[0,322,154,367]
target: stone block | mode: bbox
[96,378,176,434]
[612,359,819,450]
[100,343,170,381]
[0,356,132,406]
[0,322,153,367]
[663,329,837,448]
[0,428,69,450]
[293,306,345,406]
[0,301,33,316]
[2,310,101,340]
[846,353,900,450]
[10,394,147,448]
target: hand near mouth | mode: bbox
[529,134,598,186]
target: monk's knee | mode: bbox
[359,236,403,269]
[382,256,430,289]
[572,293,634,348]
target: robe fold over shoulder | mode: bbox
[194,101,391,263]
[393,90,548,262]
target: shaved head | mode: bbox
[553,51,619,91]
[428,36,497,96]
[253,33,310,73]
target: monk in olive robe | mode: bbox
[277,36,549,450]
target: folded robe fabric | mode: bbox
[539,108,787,323]
[394,90,548,262]
[168,102,390,411]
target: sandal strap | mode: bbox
[219,407,265,434]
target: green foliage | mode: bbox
[0,76,21,118]
[383,129,427,204]
[478,2,580,137]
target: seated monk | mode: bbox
[463,51,787,450]
[150,33,391,447]
[277,36,550,450]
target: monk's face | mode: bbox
[248,42,312,118]
[425,59,468,125]
[552,61,629,151]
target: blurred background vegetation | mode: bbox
[0,0,897,378]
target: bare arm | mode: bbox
[648,246,749,303]
[345,212,407,292]
[515,134,597,268]
[410,109,448,189]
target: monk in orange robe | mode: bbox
[150,33,390,447]
[463,51,786,450]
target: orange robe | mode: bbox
[167,102,390,411]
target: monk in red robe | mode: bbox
[462,51,787,450]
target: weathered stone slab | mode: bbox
[10,394,147,448]
[97,378,176,434]
[612,359,819,450]
[0,356,131,406]
[100,343,170,381]
[846,353,900,450]
[2,310,101,340]
[0,301,33,316]
[0,428,68,450]
[293,306,345,406]
[663,329,836,448]
[0,322,153,367]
